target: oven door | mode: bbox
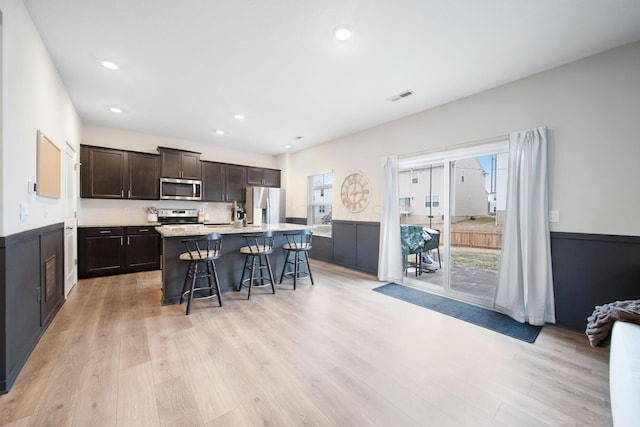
[160,178,202,200]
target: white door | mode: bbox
[64,143,78,296]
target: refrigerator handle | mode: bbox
[266,197,271,223]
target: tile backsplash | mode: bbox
[78,199,237,226]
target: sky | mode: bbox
[478,155,494,192]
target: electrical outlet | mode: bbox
[549,210,560,223]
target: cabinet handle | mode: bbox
[127,236,130,245]
[99,230,112,234]
[138,229,149,232]
[121,189,124,197]
[128,190,131,198]
[120,237,124,245]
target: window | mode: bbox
[308,172,333,237]
[411,171,419,184]
[425,194,440,208]
[399,197,411,208]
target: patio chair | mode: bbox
[422,228,442,270]
[401,224,425,276]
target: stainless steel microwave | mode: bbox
[159,177,202,201]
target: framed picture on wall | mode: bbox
[36,130,61,198]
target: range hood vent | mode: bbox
[387,89,415,102]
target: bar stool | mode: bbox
[179,232,223,315]
[279,229,314,289]
[237,231,276,299]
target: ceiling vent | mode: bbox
[387,89,415,102]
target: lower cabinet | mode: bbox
[126,227,161,271]
[79,226,160,278]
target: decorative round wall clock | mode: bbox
[340,172,370,213]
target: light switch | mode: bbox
[549,210,560,223]
[19,203,29,221]
[27,180,37,194]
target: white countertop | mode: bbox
[155,223,308,238]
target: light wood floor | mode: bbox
[0,261,612,426]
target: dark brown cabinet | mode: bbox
[202,161,247,202]
[128,152,160,199]
[125,227,161,271]
[81,146,126,198]
[80,227,126,276]
[226,164,248,201]
[247,167,281,187]
[202,161,225,202]
[79,226,160,278]
[80,145,159,200]
[159,147,201,179]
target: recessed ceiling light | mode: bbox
[284,144,292,149]
[234,114,245,120]
[334,25,353,41]
[215,129,225,135]
[101,60,119,70]
[109,106,123,113]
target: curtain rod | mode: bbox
[397,133,509,160]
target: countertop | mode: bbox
[155,223,308,238]
[79,223,161,228]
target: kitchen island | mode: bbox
[156,223,309,305]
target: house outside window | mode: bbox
[308,172,333,237]
[425,194,440,208]
[411,171,419,184]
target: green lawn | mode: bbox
[450,247,501,270]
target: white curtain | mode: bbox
[494,127,556,326]
[378,155,403,282]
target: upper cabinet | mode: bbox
[81,144,279,201]
[128,152,160,199]
[202,162,247,202]
[80,145,159,200]
[226,164,248,201]
[158,147,201,179]
[247,167,281,187]
[201,161,225,202]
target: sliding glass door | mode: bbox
[399,141,509,308]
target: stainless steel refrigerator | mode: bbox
[245,187,286,225]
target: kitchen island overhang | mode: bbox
[156,223,310,305]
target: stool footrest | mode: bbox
[181,286,219,300]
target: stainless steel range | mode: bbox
[157,208,200,224]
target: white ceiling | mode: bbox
[23,0,640,155]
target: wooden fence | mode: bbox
[448,231,503,250]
